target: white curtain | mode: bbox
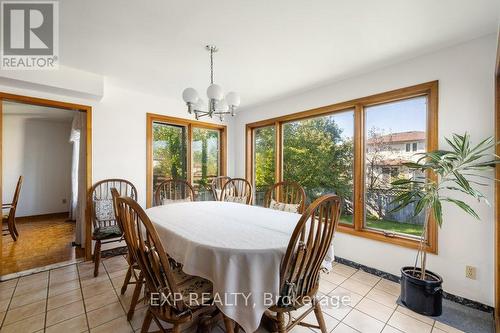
[69,112,87,247]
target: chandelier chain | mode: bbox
[210,48,214,84]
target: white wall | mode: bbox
[2,115,73,217]
[232,34,497,306]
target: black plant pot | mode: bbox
[400,266,443,316]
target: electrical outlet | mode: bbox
[465,265,477,280]
[62,199,67,204]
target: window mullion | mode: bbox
[187,124,192,184]
[275,121,282,183]
[354,104,364,231]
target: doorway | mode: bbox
[0,93,92,277]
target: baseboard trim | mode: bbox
[16,211,69,221]
[335,256,494,313]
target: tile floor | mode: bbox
[0,256,467,333]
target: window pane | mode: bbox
[253,126,275,206]
[283,111,354,224]
[365,96,427,238]
[192,127,220,201]
[152,122,188,196]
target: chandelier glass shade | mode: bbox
[182,45,240,121]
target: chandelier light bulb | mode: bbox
[216,99,229,112]
[225,91,241,107]
[207,84,223,101]
[182,88,199,104]
[195,98,205,109]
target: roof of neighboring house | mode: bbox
[367,131,425,145]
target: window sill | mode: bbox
[336,224,438,254]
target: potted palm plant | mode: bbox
[390,133,498,316]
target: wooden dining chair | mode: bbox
[89,178,137,277]
[220,178,253,205]
[115,194,231,333]
[211,176,232,201]
[263,181,306,214]
[111,188,144,320]
[264,194,341,333]
[154,179,195,206]
[2,176,23,241]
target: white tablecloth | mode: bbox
[146,201,334,333]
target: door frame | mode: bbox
[495,32,500,332]
[0,92,93,261]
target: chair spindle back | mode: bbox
[280,194,341,301]
[264,181,306,214]
[154,179,195,206]
[221,178,253,205]
[89,179,137,230]
[115,195,186,314]
[211,176,232,201]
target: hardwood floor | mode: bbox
[1,213,83,276]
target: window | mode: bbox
[365,96,427,239]
[192,127,221,201]
[282,111,354,224]
[253,125,276,206]
[152,122,188,192]
[147,114,226,207]
[246,81,438,252]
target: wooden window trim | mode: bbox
[245,81,438,253]
[146,113,227,208]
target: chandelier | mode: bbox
[182,45,240,121]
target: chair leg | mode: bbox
[127,273,143,320]
[141,308,153,333]
[8,218,17,241]
[12,218,19,236]
[121,265,133,295]
[93,240,101,277]
[223,316,235,333]
[313,302,328,333]
[277,312,286,333]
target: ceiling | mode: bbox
[60,0,499,108]
[3,101,76,123]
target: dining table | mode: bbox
[146,201,334,333]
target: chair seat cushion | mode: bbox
[270,199,301,213]
[172,266,213,308]
[94,199,115,221]
[225,195,248,204]
[93,225,122,240]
